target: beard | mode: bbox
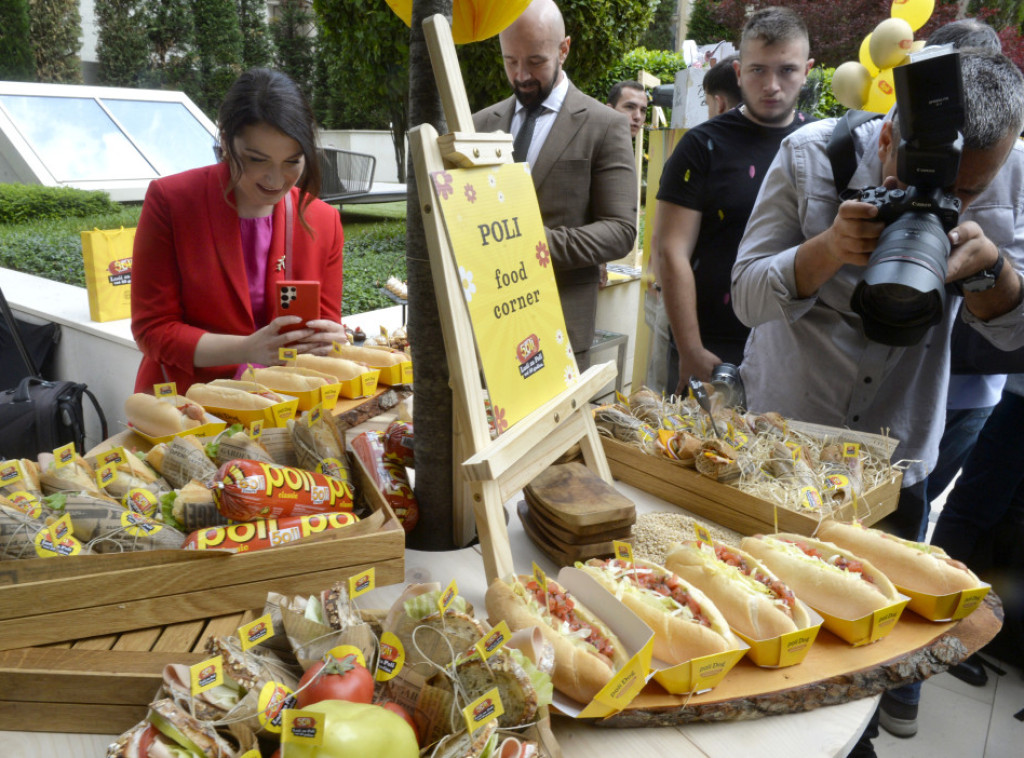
[513,65,561,110]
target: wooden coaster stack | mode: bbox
[520,462,636,566]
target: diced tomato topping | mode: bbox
[607,560,712,627]
[527,579,614,659]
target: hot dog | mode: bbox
[816,519,980,596]
[240,365,332,392]
[579,558,737,662]
[741,533,900,619]
[213,458,354,521]
[331,343,407,367]
[295,354,372,381]
[485,574,628,704]
[664,541,812,639]
[125,393,206,438]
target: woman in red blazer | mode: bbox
[132,69,345,393]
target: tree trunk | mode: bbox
[405,0,455,550]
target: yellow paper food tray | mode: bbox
[899,582,991,622]
[651,641,748,694]
[198,397,299,429]
[545,567,655,719]
[129,413,226,445]
[337,370,380,399]
[813,595,910,646]
[377,360,413,387]
[276,381,347,410]
[733,602,823,668]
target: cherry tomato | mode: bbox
[380,701,419,745]
[296,654,375,707]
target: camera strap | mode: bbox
[827,110,883,200]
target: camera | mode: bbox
[849,47,965,347]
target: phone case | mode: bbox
[275,281,321,333]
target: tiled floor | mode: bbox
[871,482,1024,756]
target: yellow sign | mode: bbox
[613,540,634,565]
[279,347,297,363]
[475,620,512,662]
[281,708,326,746]
[431,163,578,431]
[249,420,264,439]
[349,567,375,599]
[153,382,177,399]
[438,579,459,614]
[190,655,224,695]
[694,524,713,547]
[54,442,75,469]
[462,687,504,734]
[96,462,118,490]
[375,631,405,682]
[239,614,275,652]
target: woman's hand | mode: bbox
[288,319,349,356]
[244,316,317,365]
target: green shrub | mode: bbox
[686,0,732,45]
[341,222,407,317]
[804,66,846,120]
[0,185,121,224]
[588,47,688,102]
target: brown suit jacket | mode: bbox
[473,83,637,362]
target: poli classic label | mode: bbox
[239,614,275,652]
[121,510,163,537]
[123,488,158,517]
[258,682,298,733]
[34,531,84,558]
[7,490,42,518]
[375,632,405,682]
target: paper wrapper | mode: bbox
[378,666,458,747]
[211,433,275,466]
[267,592,377,670]
[157,437,219,489]
[258,427,299,467]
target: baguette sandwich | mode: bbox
[125,393,206,438]
[665,541,811,639]
[741,533,900,618]
[485,574,629,703]
[816,519,980,596]
[579,558,737,662]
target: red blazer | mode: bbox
[131,162,344,392]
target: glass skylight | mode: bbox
[0,81,218,201]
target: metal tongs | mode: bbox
[688,376,720,438]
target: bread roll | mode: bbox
[241,365,331,392]
[185,383,278,410]
[125,393,204,437]
[295,354,370,381]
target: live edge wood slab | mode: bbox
[598,592,1002,727]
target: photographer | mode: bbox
[732,47,1024,546]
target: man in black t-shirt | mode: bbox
[653,7,814,393]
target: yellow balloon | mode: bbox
[832,61,872,110]
[870,18,914,70]
[385,0,532,44]
[859,35,880,78]
[865,68,897,114]
[890,0,935,33]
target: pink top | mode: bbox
[239,215,274,328]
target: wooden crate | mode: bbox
[0,456,405,652]
[0,609,257,734]
[602,436,901,536]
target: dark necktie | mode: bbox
[513,105,543,162]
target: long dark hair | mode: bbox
[218,68,322,228]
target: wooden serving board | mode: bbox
[517,502,619,565]
[524,462,636,532]
[0,610,258,734]
[600,592,1003,726]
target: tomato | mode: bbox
[276,700,418,758]
[297,654,375,707]
[379,701,419,745]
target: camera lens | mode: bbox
[851,212,949,346]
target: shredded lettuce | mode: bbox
[403,591,469,620]
[478,730,499,758]
[161,492,184,531]
[41,493,66,513]
[507,647,553,709]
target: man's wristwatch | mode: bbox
[955,253,1005,294]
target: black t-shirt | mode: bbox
[657,108,813,346]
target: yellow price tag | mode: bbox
[47,513,73,545]
[279,347,298,363]
[308,404,323,427]
[438,579,459,614]
[249,419,264,440]
[798,486,823,512]
[0,459,25,486]
[96,462,118,490]
[189,656,224,696]
[694,524,713,547]
[462,687,504,734]
[613,540,634,565]
[843,442,860,458]
[97,446,127,467]
[348,567,375,599]
[375,631,405,682]
[153,382,177,399]
[330,341,344,356]
[54,442,76,469]
[614,390,629,406]
[239,614,275,652]
[475,620,512,662]
[281,708,326,746]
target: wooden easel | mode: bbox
[408,15,617,583]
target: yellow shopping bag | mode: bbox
[81,227,135,322]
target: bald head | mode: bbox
[499,0,571,109]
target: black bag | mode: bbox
[0,286,107,458]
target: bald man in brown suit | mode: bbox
[473,0,637,370]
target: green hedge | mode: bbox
[0,184,121,224]
[588,47,688,102]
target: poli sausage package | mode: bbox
[214,458,355,521]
